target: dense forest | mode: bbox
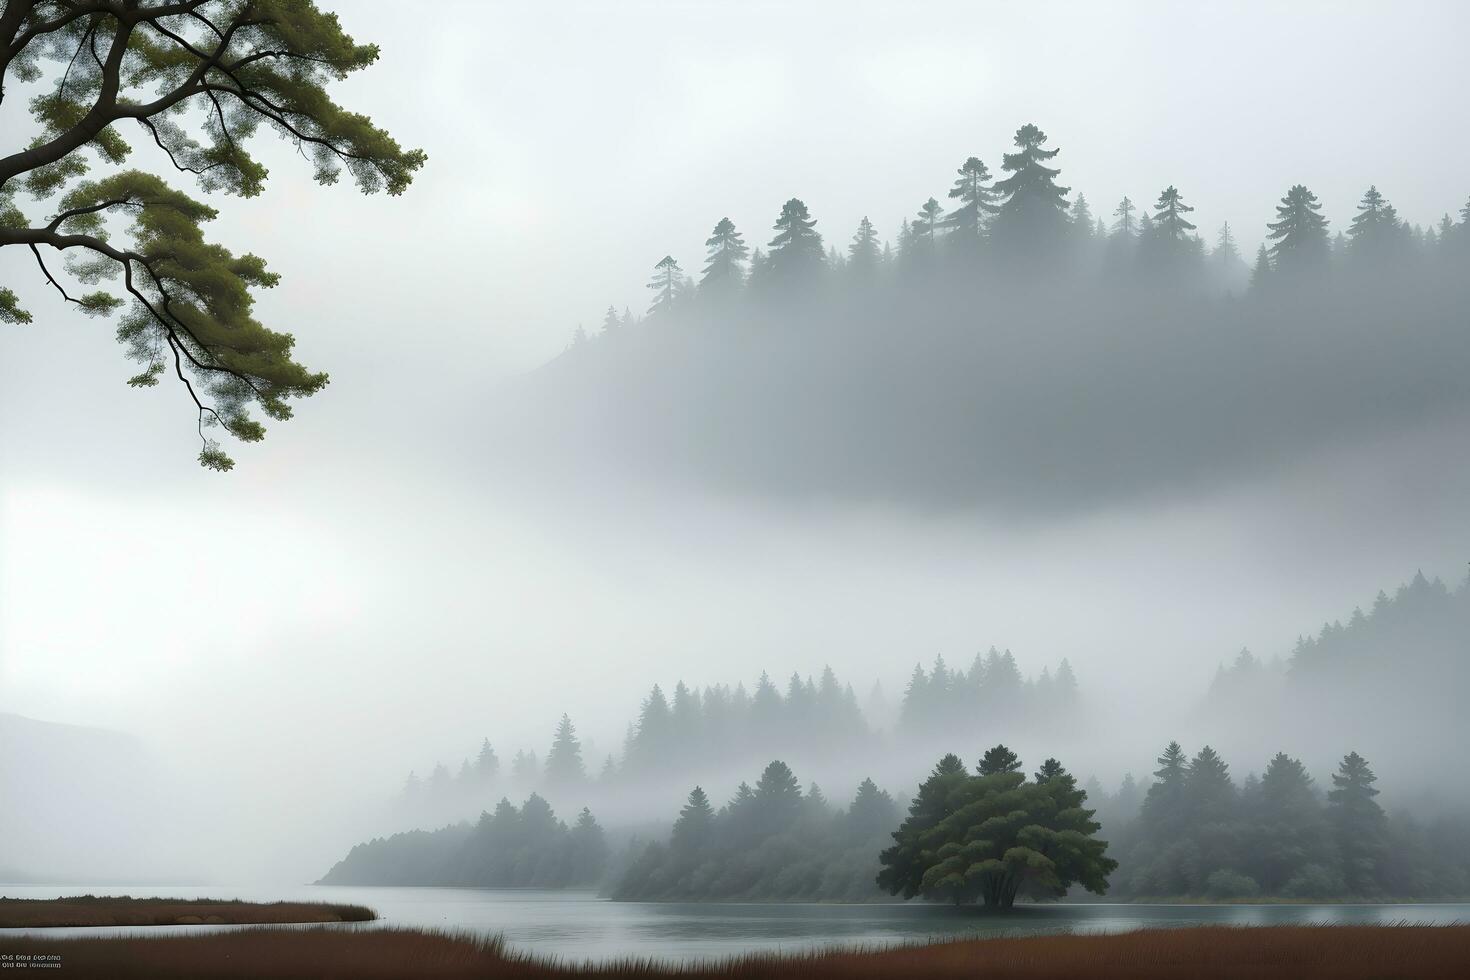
[611,763,900,902]
[1096,744,1470,901]
[327,744,1469,904]
[389,653,1078,821]
[492,123,1470,510]
[317,793,607,887]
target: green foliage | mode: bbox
[766,197,824,284]
[544,714,587,787]
[1329,751,1386,896]
[847,215,881,274]
[878,747,1115,908]
[613,766,900,902]
[1108,740,1470,901]
[1,1,424,468]
[1266,184,1330,273]
[700,217,748,294]
[646,255,683,316]
[320,793,606,887]
[991,124,1071,260]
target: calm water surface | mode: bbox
[3,884,1468,963]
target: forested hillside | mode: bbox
[1203,572,1470,781]
[492,124,1470,511]
[1097,744,1470,901]
[318,794,607,887]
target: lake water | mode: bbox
[3,884,1468,964]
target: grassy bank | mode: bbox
[1,924,1467,978]
[0,895,375,928]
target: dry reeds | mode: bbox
[0,895,375,928]
[3,924,1469,978]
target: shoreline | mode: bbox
[2,924,1467,979]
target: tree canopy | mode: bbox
[0,0,425,469]
[878,745,1115,907]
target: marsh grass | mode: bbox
[2,924,1468,978]
[0,895,376,928]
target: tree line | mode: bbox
[899,650,1079,737]
[1098,743,1470,900]
[611,763,901,902]
[568,122,1470,344]
[391,653,1079,819]
[318,793,607,888]
[1204,571,1470,773]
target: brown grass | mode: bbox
[1,924,1467,979]
[0,894,375,928]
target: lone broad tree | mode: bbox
[878,746,1115,907]
[0,1,425,469]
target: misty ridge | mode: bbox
[487,124,1470,513]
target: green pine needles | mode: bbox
[0,1,425,469]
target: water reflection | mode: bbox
[2,884,1467,964]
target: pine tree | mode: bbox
[848,216,882,276]
[845,777,898,841]
[1140,741,1190,839]
[627,684,672,772]
[1254,752,1334,894]
[1213,222,1240,267]
[876,754,970,899]
[600,304,620,334]
[767,197,825,283]
[646,255,683,315]
[1070,193,1095,238]
[912,197,944,258]
[943,156,1000,247]
[1346,185,1401,261]
[567,806,609,883]
[1328,751,1386,895]
[544,713,587,786]
[1153,186,1197,244]
[1138,185,1200,277]
[899,662,928,731]
[700,217,749,294]
[476,738,500,782]
[992,124,1071,260]
[753,759,804,834]
[671,786,716,854]
[1250,243,1272,289]
[1186,745,1236,824]
[1112,196,1138,238]
[750,671,783,735]
[978,744,1022,776]
[1266,184,1330,274]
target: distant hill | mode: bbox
[1202,573,1470,792]
[0,713,177,882]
